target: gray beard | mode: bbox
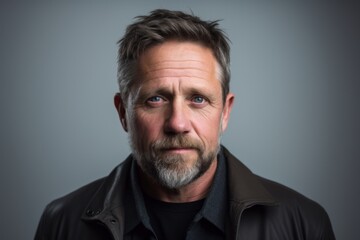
[130,135,220,189]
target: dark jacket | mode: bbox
[35,147,335,239]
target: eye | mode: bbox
[146,96,166,107]
[147,96,163,102]
[191,95,207,105]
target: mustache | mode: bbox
[152,136,203,151]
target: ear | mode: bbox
[114,93,128,132]
[221,93,235,132]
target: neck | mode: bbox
[138,159,218,203]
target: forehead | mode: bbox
[137,41,219,83]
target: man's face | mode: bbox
[116,41,233,189]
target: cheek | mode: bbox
[192,111,223,143]
[133,111,164,142]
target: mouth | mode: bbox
[160,147,196,154]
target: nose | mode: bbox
[164,101,191,134]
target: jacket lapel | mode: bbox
[81,156,133,240]
[223,147,278,239]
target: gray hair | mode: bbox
[117,9,231,104]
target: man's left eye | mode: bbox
[192,96,206,104]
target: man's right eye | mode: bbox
[146,96,166,107]
[147,96,162,102]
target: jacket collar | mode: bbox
[81,155,133,239]
[222,147,278,237]
[224,147,276,205]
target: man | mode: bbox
[35,9,335,239]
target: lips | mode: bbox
[161,147,196,152]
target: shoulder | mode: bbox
[223,146,329,221]
[34,178,106,239]
[35,158,133,239]
[43,177,106,220]
[41,157,132,217]
[255,175,335,239]
[257,176,325,214]
[222,146,335,238]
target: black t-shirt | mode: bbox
[144,194,204,240]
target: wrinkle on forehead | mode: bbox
[144,59,212,70]
[137,41,219,80]
[141,61,214,82]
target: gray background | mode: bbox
[1,1,359,239]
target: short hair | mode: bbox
[117,9,231,103]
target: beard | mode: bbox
[130,134,220,190]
